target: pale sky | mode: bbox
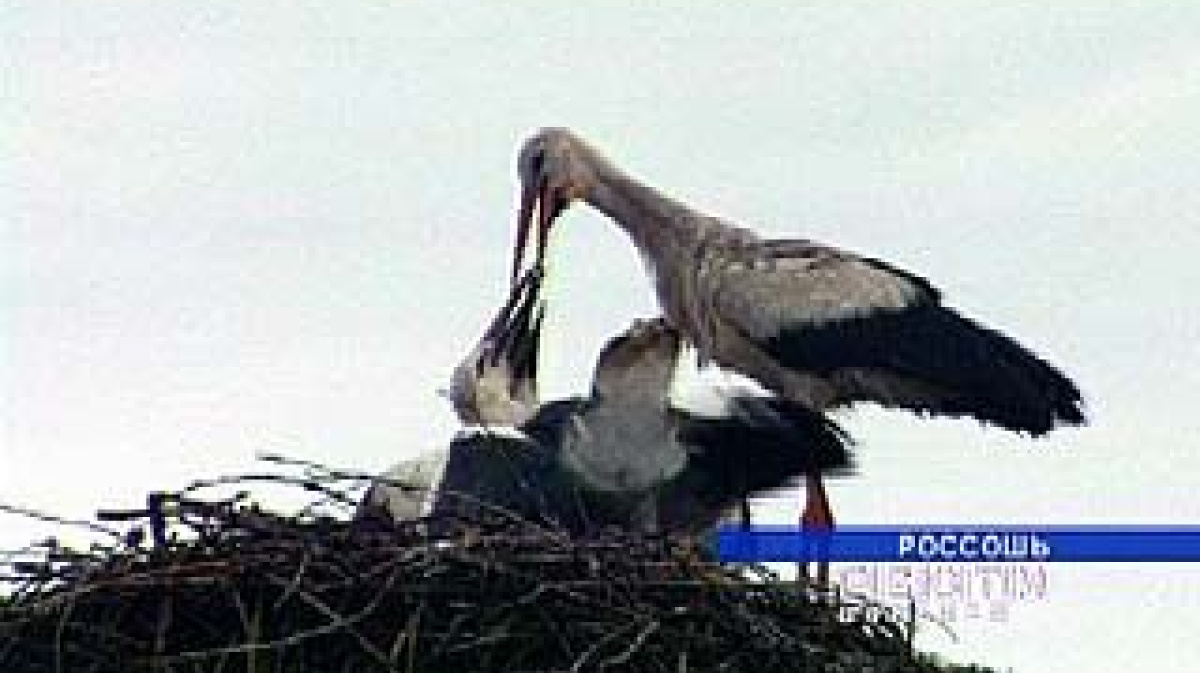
[5,3,1200,671]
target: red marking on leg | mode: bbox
[801,473,835,531]
[800,472,835,585]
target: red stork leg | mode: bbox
[800,472,835,585]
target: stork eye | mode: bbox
[526,147,546,178]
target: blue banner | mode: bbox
[715,525,1200,562]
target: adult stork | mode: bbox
[510,128,1086,538]
[362,271,854,534]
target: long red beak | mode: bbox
[511,177,559,287]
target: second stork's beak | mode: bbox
[482,268,545,396]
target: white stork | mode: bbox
[510,128,1086,544]
[355,271,544,523]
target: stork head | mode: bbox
[590,317,681,405]
[448,268,545,426]
[512,128,598,284]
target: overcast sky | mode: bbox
[6,3,1200,671]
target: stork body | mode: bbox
[513,129,1084,435]
[356,449,450,522]
[511,129,1086,565]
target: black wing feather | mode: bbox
[764,302,1085,435]
[661,398,854,528]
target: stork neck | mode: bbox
[586,162,707,259]
[588,390,670,422]
[571,139,728,344]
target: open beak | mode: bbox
[507,286,544,392]
[484,267,540,345]
[480,268,544,387]
[511,174,566,286]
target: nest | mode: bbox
[1,458,988,673]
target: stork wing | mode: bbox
[707,238,1084,434]
[707,239,937,340]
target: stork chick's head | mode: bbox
[512,128,602,284]
[448,269,544,426]
[590,318,681,405]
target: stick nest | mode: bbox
[0,458,982,673]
